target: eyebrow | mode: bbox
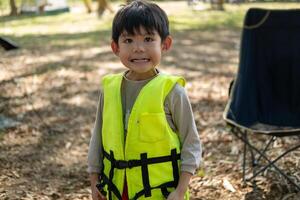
[120,32,155,37]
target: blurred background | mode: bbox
[1,0,300,199]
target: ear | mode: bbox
[162,35,173,52]
[111,40,119,56]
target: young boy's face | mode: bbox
[111,26,172,80]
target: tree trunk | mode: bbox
[97,0,114,16]
[211,0,224,11]
[83,0,93,13]
[9,0,18,16]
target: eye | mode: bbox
[145,37,154,42]
[124,38,133,43]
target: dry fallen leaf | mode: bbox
[223,178,236,192]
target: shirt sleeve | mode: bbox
[87,91,104,174]
[166,83,202,175]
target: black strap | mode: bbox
[141,153,151,197]
[161,187,170,198]
[171,149,180,186]
[132,181,177,200]
[96,182,107,196]
[132,149,181,199]
[97,151,122,200]
[97,152,108,197]
[103,150,181,169]
[102,148,181,199]
[101,173,122,199]
[108,150,115,200]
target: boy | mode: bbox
[88,1,202,199]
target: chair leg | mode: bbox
[247,143,300,189]
[242,134,247,183]
[256,136,276,164]
[232,128,300,191]
[242,130,258,185]
[250,135,276,179]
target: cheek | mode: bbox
[118,53,129,63]
[151,45,162,54]
[119,50,129,57]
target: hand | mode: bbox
[90,173,107,200]
[167,171,192,200]
[166,189,185,200]
[91,184,107,200]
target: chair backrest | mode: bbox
[224,8,300,131]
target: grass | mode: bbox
[168,2,300,30]
[1,1,300,50]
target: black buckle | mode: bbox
[115,160,138,169]
[96,183,107,196]
[115,160,128,169]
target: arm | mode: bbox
[166,83,202,174]
[88,91,105,200]
[165,83,202,199]
[167,171,192,200]
[90,173,107,200]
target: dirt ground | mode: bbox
[1,1,300,200]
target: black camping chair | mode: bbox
[223,8,300,190]
[0,36,19,51]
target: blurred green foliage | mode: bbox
[1,1,300,51]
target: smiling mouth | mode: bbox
[130,58,150,62]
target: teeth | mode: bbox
[131,59,149,62]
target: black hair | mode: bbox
[112,0,169,43]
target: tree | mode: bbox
[211,0,224,11]
[82,0,114,16]
[9,0,18,16]
[97,0,114,16]
[83,0,93,13]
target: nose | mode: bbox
[133,41,145,52]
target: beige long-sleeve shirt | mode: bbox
[88,71,202,175]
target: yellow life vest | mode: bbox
[98,73,189,200]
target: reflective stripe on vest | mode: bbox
[100,73,189,200]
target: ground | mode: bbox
[0,1,300,200]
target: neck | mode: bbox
[126,69,158,81]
